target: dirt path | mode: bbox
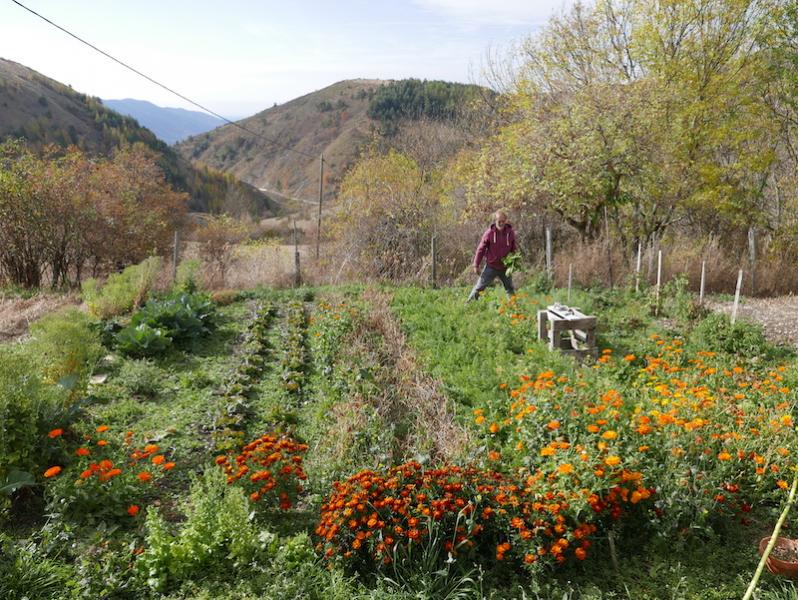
[0,293,81,343]
[709,296,798,348]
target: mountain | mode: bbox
[176,79,384,203]
[175,78,490,204]
[102,98,225,144]
[0,57,279,217]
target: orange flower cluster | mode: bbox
[316,461,600,572]
[216,433,308,510]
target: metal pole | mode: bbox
[635,241,642,293]
[316,154,324,259]
[172,230,180,284]
[732,268,743,325]
[655,250,662,316]
[699,260,706,305]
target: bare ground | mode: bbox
[0,293,81,343]
[709,295,798,348]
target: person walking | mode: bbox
[467,209,517,301]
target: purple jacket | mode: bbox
[474,223,516,271]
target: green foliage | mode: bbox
[368,79,483,133]
[115,291,217,358]
[175,258,202,293]
[137,467,267,592]
[0,533,76,600]
[82,256,163,319]
[0,345,68,486]
[28,308,102,399]
[691,312,774,358]
[116,359,163,399]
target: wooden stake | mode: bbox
[567,263,573,303]
[654,250,662,316]
[545,226,552,281]
[604,206,613,288]
[431,235,437,289]
[748,227,756,296]
[732,268,743,325]
[172,230,180,284]
[635,241,642,293]
[699,260,706,305]
[316,154,324,260]
[293,219,301,288]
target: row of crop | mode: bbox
[212,302,275,451]
[280,300,308,400]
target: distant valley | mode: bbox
[102,98,226,144]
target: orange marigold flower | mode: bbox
[475,415,485,425]
[557,463,574,475]
[79,469,93,479]
[75,447,90,457]
[717,452,732,461]
[97,439,109,447]
[48,428,64,438]
[127,505,140,517]
[547,420,560,430]
[43,466,62,478]
[540,447,556,457]
[151,455,165,465]
[144,444,159,454]
[604,456,621,467]
[623,354,635,362]
[575,547,587,560]
[489,423,500,434]
[96,425,109,433]
[162,462,176,470]
[137,471,152,483]
[777,480,789,490]
[601,430,618,440]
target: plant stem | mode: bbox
[742,470,798,600]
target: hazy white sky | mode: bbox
[1,0,571,118]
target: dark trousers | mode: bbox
[468,265,515,301]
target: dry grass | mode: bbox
[0,292,82,342]
[361,288,471,462]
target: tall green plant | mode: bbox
[82,256,163,319]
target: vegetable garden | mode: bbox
[2,271,798,599]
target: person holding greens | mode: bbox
[467,209,517,302]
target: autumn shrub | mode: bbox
[82,256,164,319]
[215,433,308,510]
[27,308,102,400]
[43,426,175,522]
[137,467,266,592]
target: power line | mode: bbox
[10,0,318,160]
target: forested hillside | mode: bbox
[0,58,278,217]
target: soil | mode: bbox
[0,293,81,343]
[771,542,798,563]
[708,296,798,348]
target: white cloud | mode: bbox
[412,0,570,26]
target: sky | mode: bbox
[1,0,570,119]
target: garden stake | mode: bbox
[742,470,798,600]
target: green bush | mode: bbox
[28,308,103,400]
[175,258,203,293]
[691,312,773,357]
[137,467,267,592]
[0,533,76,600]
[115,292,217,358]
[116,359,163,398]
[82,256,163,319]
[0,346,68,488]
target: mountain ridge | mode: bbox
[102,98,226,144]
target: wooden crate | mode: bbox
[537,304,598,360]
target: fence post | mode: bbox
[545,226,552,281]
[604,206,613,289]
[172,230,180,284]
[748,227,756,296]
[655,250,662,316]
[635,241,642,293]
[699,260,706,305]
[316,154,324,260]
[293,219,301,288]
[431,235,437,289]
[732,268,743,325]
[567,263,573,303]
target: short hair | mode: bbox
[494,209,508,220]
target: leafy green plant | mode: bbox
[115,322,172,358]
[0,533,76,600]
[116,359,163,399]
[691,313,772,357]
[137,467,267,592]
[503,252,523,277]
[82,256,163,319]
[175,258,203,293]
